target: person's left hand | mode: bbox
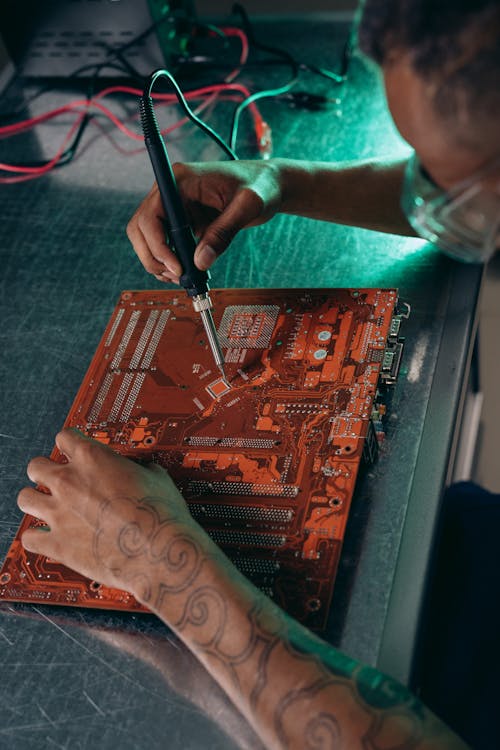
[17,428,200,606]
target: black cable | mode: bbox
[2,57,240,174]
[228,3,299,151]
[96,47,145,86]
[0,58,123,172]
[233,2,352,81]
[147,69,238,160]
[231,3,299,82]
[298,33,353,83]
[0,60,142,125]
[44,112,92,168]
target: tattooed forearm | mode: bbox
[92,495,468,750]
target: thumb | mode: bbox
[194,189,264,270]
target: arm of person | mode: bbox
[126,158,414,284]
[18,429,467,750]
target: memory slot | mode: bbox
[188,503,293,524]
[231,557,280,577]
[187,481,299,498]
[207,529,286,548]
[186,436,276,448]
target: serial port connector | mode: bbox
[380,340,404,384]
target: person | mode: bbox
[17,1,500,748]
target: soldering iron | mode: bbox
[139,70,234,382]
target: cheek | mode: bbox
[382,60,425,148]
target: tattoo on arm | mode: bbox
[173,584,429,748]
[303,712,341,749]
[92,496,206,603]
[92,496,455,750]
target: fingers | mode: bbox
[127,219,167,277]
[55,428,113,466]
[21,527,53,556]
[54,427,89,459]
[26,456,57,484]
[126,183,182,282]
[194,188,265,270]
[134,214,182,281]
[28,429,107,485]
[18,486,53,521]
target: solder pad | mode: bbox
[0,288,400,630]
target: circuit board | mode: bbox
[0,288,404,630]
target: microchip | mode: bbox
[206,378,231,399]
[0,288,404,630]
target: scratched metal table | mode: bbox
[0,16,482,750]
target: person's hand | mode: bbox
[17,428,204,606]
[126,160,283,283]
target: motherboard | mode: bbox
[0,288,405,630]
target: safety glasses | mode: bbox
[401,152,500,263]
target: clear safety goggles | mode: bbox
[401,152,500,263]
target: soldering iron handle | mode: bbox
[140,95,210,297]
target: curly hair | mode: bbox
[357,0,500,135]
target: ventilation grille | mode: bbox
[6,0,179,77]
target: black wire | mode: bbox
[0,54,130,172]
[99,47,145,85]
[232,2,352,81]
[29,113,92,169]
[55,113,92,166]
[298,30,353,83]
[228,3,299,152]
[0,60,142,125]
[231,3,298,76]
[147,69,238,160]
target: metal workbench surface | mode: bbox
[0,17,482,750]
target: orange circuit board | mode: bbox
[0,288,405,629]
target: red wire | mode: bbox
[220,27,249,78]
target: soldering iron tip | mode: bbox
[218,364,230,386]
